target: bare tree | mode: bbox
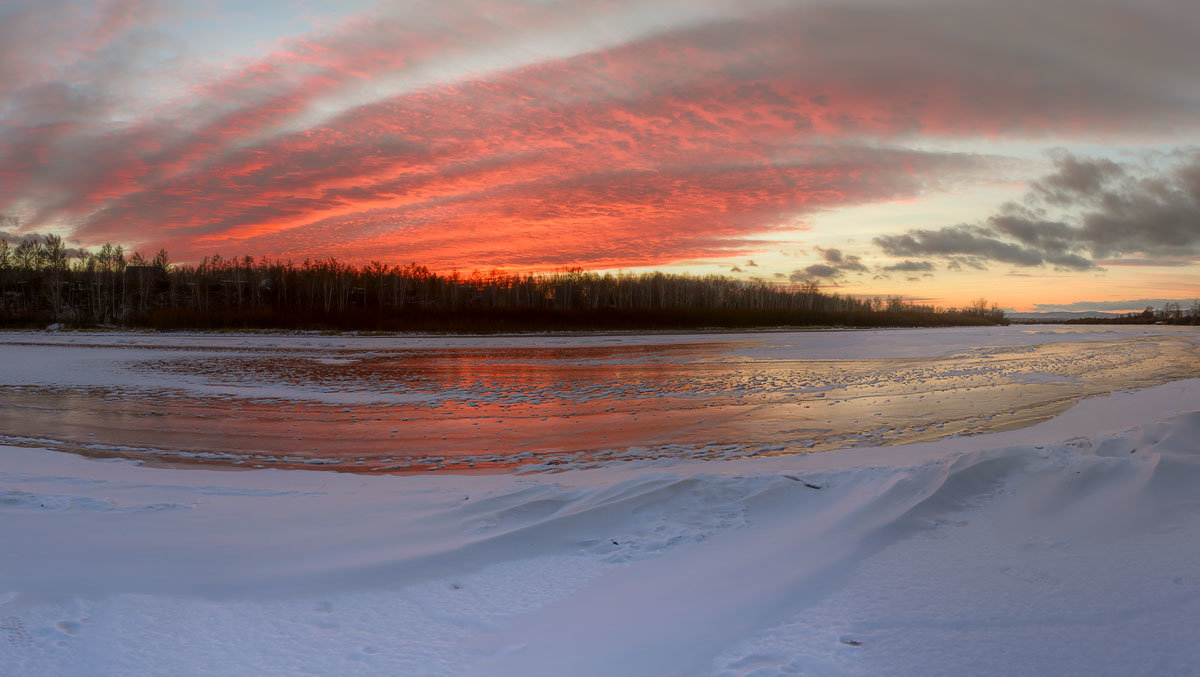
[0,248,1008,329]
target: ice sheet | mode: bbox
[2,326,1197,471]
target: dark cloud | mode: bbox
[882,260,934,272]
[876,149,1200,271]
[796,264,840,279]
[1034,298,1199,312]
[1098,258,1195,267]
[944,256,988,271]
[1031,151,1125,205]
[817,247,869,272]
[787,247,870,284]
[0,216,70,247]
[0,229,88,258]
[874,224,1083,268]
[0,229,50,246]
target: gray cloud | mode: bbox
[876,149,1200,270]
[874,224,1084,268]
[0,230,88,258]
[1098,258,1195,267]
[1034,298,1198,312]
[817,247,869,272]
[882,260,934,272]
[944,256,988,271]
[789,247,871,283]
[2,215,87,257]
[1,215,60,246]
[1031,151,1125,205]
[0,229,47,246]
[794,264,840,280]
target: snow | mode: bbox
[3,327,1200,675]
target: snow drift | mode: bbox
[3,377,1200,676]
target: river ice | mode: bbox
[2,326,1199,675]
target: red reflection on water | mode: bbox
[3,336,1195,472]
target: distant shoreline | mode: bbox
[13,324,970,338]
[8,318,999,337]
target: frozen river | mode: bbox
[5,325,1200,676]
[2,325,1198,472]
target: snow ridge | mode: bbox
[3,391,1200,675]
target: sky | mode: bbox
[1,0,1199,311]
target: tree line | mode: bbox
[1059,302,1200,325]
[0,235,1007,331]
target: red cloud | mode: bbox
[4,1,1199,268]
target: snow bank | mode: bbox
[4,379,1200,675]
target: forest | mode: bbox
[1057,303,1200,325]
[0,235,1008,331]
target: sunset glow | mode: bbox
[3,0,1199,310]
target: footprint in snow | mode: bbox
[2,616,33,650]
[55,620,84,636]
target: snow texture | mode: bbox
[2,327,1200,675]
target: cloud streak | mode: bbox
[2,0,1199,268]
[882,260,935,273]
[1034,298,1200,313]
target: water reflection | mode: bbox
[2,335,1198,472]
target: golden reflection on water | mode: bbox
[2,335,1198,473]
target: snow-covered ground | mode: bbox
[3,327,1200,675]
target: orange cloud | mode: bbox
[4,1,1199,270]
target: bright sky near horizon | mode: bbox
[1,0,1199,311]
